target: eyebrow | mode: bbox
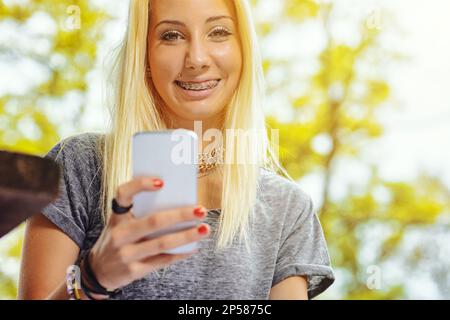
[155,15,234,29]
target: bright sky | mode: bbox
[365,0,450,185]
[283,0,450,205]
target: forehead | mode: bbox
[150,0,236,23]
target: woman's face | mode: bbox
[148,0,242,129]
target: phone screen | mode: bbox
[132,129,199,254]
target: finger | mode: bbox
[123,223,210,262]
[110,176,164,225]
[114,205,207,246]
[115,176,164,207]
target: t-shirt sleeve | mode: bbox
[272,187,335,299]
[40,136,93,249]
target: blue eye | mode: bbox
[160,30,184,42]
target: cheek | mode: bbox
[212,42,242,82]
[149,47,183,87]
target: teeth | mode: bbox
[176,80,219,91]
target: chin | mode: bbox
[180,107,220,121]
[177,99,224,117]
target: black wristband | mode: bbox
[79,251,121,299]
[79,279,100,301]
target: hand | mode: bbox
[88,176,210,292]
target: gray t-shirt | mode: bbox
[42,133,335,299]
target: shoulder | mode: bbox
[45,132,105,185]
[259,168,312,208]
[258,168,314,221]
[61,132,104,147]
[46,132,104,163]
[41,133,105,247]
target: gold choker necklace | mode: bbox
[197,146,224,176]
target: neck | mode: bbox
[167,117,224,153]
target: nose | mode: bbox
[185,35,210,71]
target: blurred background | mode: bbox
[0,0,449,299]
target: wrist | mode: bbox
[78,250,121,300]
[86,251,111,290]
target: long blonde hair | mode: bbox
[100,0,288,252]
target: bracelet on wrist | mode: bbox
[66,265,82,300]
[78,251,121,300]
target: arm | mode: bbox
[269,276,308,300]
[18,213,84,300]
[18,192,209,300]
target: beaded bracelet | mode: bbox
[66,265,82,300]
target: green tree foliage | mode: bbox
[257,0,450,298]
[0,0,108,299]
[0,0,107,155]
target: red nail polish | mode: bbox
[198,224,208,235]
[194,207,205,218]
[153,179,164,188]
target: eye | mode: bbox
[209,27,232,39]
[160,30,184,42]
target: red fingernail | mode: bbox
[198,224,208,235]
[193,207,206,218]
[153,179,164,188]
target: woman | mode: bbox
[18,0,334,300]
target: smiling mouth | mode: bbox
[174,79,221,91]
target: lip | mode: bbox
[177,78,220,83]
[174,79,221,101]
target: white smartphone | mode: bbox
[132,129,199,254]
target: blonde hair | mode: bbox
[100,0,289,252]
